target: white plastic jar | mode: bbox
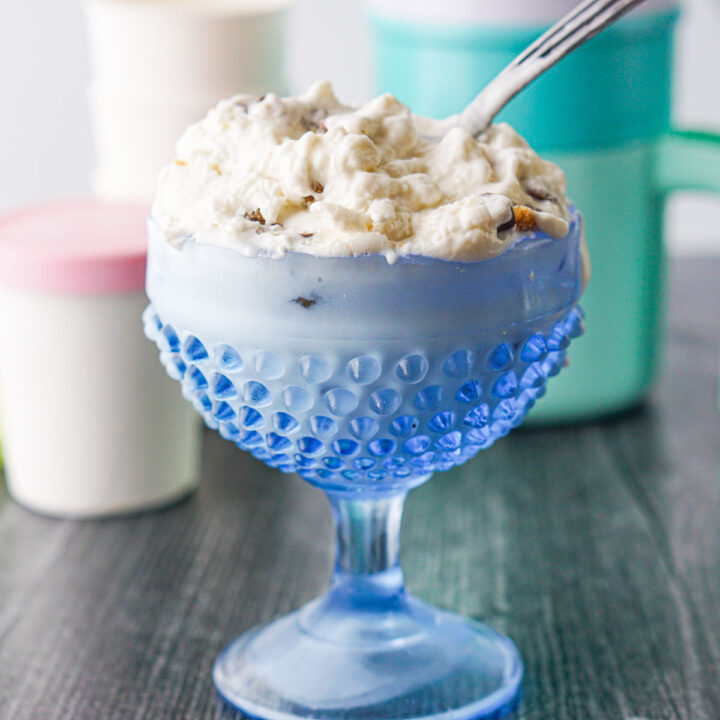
[84,0,291,201]
[0,200,201,517]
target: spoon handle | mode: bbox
[454,0,649,137]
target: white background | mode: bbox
[0,0,719,254]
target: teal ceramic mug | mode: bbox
[368,0,720,422]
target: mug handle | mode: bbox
[654,127,720,406]
[655,128,720,195]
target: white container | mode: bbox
[0,200,201,517]
[85,0,291,201]
[88,89,226,201]
[84,0,290,98]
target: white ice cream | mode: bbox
[153,81,574,263]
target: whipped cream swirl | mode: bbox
[153,81,575,263]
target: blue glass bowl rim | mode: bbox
[147,205,581,269]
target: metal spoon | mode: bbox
[440,0,649,138]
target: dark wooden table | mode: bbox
[1,258,718,720]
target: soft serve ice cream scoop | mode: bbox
[152,81,586,269]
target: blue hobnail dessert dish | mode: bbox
[145,208,585,720]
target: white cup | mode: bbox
[85,0,290,98]
[88,88,227,200]
[85,0,291,201]
[0,201,201,517]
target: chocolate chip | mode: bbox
[524,181,557,204]
[300,109,328,134]
[497,208,516,235]
[292,294,319,309]
[310,181,324,194]
[303,195,315,205]
[257,95,266,102]
[244,209,265,225]
[299,233,314,238]
[300,118,328,133]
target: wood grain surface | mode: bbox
[0,258,718,720]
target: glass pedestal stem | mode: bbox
[214,482,522,719]
[327,490,407,606]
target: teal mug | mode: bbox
[369,1,720,422]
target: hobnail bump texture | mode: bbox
[145,209,585,719]
[144,304,584,489]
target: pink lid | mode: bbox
[0,199,150,294]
